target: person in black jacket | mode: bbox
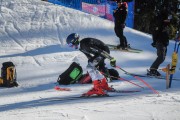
[113,1,129,49]
[66,33,116,96]
[148,7,171,76]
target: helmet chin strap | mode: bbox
[75,45,78,49]
[68,43,74,47]
[73,39,80,49]
[68,42,79,49]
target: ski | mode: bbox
[110,89,141,93]
[51,89,140,102]
[43,94,125,102]
[54,85,141,93]
[106,44,143,53]
[116,66,160,95]
[124,72,180,81]
[109,47,141,53]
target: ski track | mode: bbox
[1,2,28,50]
[0,7,23,50]
[4,23,24,49]
[55,23,63,45]
[11,12,42,66]
[54,9,61,42]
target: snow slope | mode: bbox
[0,0,180,120]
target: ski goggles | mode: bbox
[68,38,79,48]
[71,38,79,45]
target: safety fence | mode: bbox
[46,0,134,28]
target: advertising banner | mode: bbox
[82,2,106,17]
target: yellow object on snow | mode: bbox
[170,52,178,74]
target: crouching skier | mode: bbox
[66,33,116,96]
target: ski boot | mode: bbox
[147,69,161,77]
[82,80,107,97]
[126,44,131,48]
[117,44,126,50]
[101,78,115,92]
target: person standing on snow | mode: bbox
[66,33,116,96]
[148,6,171,76]
[113,1,129,49]
[178,32,180,40]
[177,21,180,41]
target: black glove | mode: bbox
[110,58,116,67]
[151,42,156,47]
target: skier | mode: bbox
[148,6,171,76]
[66,33,116,96]
[113,1,129,49]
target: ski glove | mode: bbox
[110,58,116,67]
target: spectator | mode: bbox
[148,6,171,76]
[113,1,129,49]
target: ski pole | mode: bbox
[100,72,144,89]
[118,77,144,89]
[115,66,159,95]
[133,75,159,95]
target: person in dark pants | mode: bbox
[66,33,116,96]
[148,7,171,76]
[176,19,180,40]
[178,32,180,40]
[113,1,129,49]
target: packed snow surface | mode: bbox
[0,0,180,120]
